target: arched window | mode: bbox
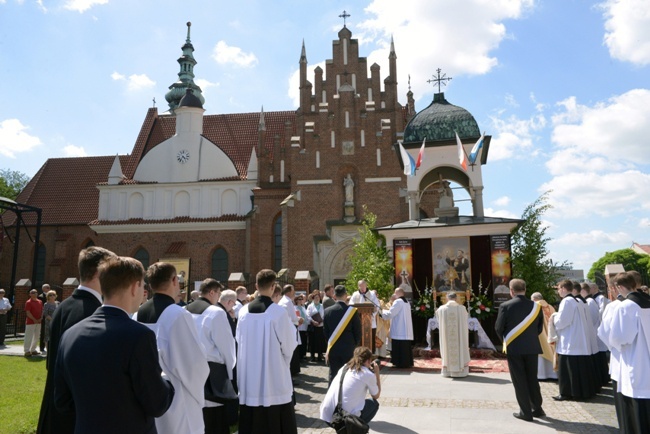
[273,214,282,272]
[134,248,150,270]
[212,248,228,283]
[34,243,46,287]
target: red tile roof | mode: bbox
[7,108,296,228]
[6,155,129,227]
[165,241,186,255]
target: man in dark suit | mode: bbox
[54,256,174,434]
[495,278,545,422]
[37,246,117,434]
[323,285,361,384]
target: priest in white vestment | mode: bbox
[381,288,414,368]
[531,292,556,380]
[436,292,470,377]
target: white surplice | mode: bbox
[553,296,591,355]
[279,294,301,344]
[190,305,236,408]
[435,300,470,377]
[236,302,297,407]
[599,299,650,398]
[143,304,209,434]
[598,300,622,382]
[381,297,413,340]
[350,290,380,328]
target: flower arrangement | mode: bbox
[468,278,495,321]
[411,280,436,319]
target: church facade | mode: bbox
[1,22,506,298]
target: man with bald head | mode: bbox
[381,288,414,369]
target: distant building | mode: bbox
[556,269,585,282]
[631,242,650,256]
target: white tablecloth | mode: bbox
[426,317,496,351]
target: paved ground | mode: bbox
[292,359,619,434]
[1,342,619,433]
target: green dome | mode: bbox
[403,93,480,143]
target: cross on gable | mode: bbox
[427,68,452,93]
[339,10,350,27]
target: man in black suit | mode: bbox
[495,278,545,422]
[54,256,174,434]
[323,285,361,384]
[37,246,117,434]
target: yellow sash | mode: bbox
[326,306,358,354]
[503,303,541,353]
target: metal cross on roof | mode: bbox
[339,10,350,27]
[427,68,452,93]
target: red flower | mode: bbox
[420,305,426,311]
[480,305,486,311]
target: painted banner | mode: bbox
[432,237,471,292]
[394,239,413,297]
[490,235,512,306]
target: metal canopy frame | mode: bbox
[0,197,42,300]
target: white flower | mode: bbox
[475,309,481,314]
[485,308,490,312]
[425,304,430,308]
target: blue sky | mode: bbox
[1,0,649,274]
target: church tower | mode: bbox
[165,22,205,112]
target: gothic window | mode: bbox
[212,248,228,283]
[273,214,282,272]
[134,248,150,270]
[34,243,46,287]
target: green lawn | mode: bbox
[0,350,47,434]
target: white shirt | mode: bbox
[279,294,300,344]
[381,297,413,340]
[0,297,11,314]
[190,305,237,408]
[234,299,244,318]
[142,304,209,434]
[350,290,380,328]
[320,366,378,423]
[236,301,297,407]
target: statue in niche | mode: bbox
[437,176,454,208]
[344,174,355,204]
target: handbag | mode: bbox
[329,366,370,434]
[205,361,238,404]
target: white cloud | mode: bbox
[551,89,650,165]
[195,78,219,95]
[111,72,155,91]
[212,41,258,68]
[288,61,325,107]
[600,0,650,65]
[494,196,511,207]
[483,207,519,219]
[0,119,42,158]
[63,0,108,13]
[638,217,650,228]
[287,0,535,106]
[551,229,629,247]
[63,144,87,157]
[541,170,650,218]
[487,112,546,161]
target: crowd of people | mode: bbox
[10,244,646,434]
[29,246,416,434]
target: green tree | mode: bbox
[587,249,650,281]
[345,207,395,301]
[0,169,30,201]
[510,192,568,301]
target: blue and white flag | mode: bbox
[398,141,416,176]
[468,133,485,164]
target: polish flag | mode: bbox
[456,132,468,171]
[416,138,426,169]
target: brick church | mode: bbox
[1,22,508,300]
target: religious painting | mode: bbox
[432,237,471,292]
[159,257,190,302]
[490,235,512,307]
[393,239,413,299]
[342,140,354,155]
